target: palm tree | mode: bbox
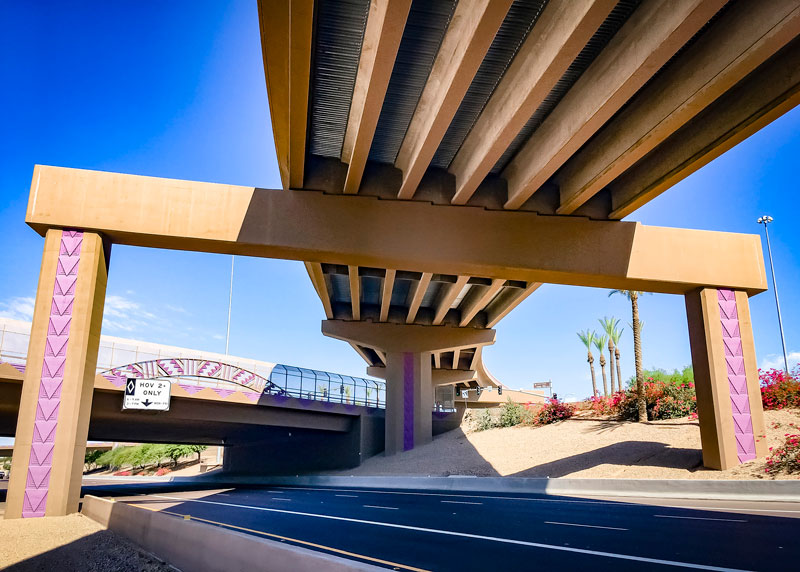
[577,330,598,398]
[599,317,620,393]
[610,290,649,422]
[610,325,624,392]
[593,334,609,397]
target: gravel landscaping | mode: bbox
[329,409,800,480]
[0,514,174,571]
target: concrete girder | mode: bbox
[432,275,470,326]
[557,0,800,217]
[449,0,616,205]
[304,262,333,319]
[608,32,800,219]
[380,268,395,322]
[342,0,412,195]
[27,166,767,295]
[258,0,313,189]
[503,0,727,211]
[395,0,513,199]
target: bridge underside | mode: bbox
[7,0,796,517]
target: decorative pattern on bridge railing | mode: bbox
[103,358,285,395]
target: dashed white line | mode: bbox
[335,494,359,498]
[271,486,800,515]
[147,495,748,571]
[654,515,747,523]
[272,498,291,501]
[545,521,628,531]
[363,505,398,510]
[441,500,482,505]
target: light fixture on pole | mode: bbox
[757,215,789,374]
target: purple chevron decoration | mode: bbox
[718,289,756,463]
[104,359,288,399]
[403,352,414,451]
[22,230,82,517]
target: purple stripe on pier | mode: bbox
[403,352,414,451]
[23,230,82,517]
[718,289,756,463]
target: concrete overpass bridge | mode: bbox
[0,358,463,475]
[7,0,799,518]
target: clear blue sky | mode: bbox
[2,1,799,401]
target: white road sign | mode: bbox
[123,377,171,411]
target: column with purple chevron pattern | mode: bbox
[22,230,82,517]
[718,289,756,463]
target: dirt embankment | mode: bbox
[328,409,800,480]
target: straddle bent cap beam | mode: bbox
[27,166,767,296]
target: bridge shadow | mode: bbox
[510,441,703,478]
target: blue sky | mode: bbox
[2,1,799,402]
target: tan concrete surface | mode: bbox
[26,166,768,295]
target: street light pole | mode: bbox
[757,215,789,374]
[225,255,234,355]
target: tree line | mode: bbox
[578,289,648,422]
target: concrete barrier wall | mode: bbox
[81,495,380,572]
[189,474,800,502]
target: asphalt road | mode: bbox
[108,485,800,571]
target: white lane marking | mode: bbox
[272,498,291,502]
[363,505,398,510]
[271,486,800,514]
[545,521,628,531]
[335,494,359,498]
[654,515,747,523]
[266,490,284,493]
[441,500,482,505]
[147,495,746,571]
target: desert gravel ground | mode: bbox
[0,514,174,571]
[330,409,800,479]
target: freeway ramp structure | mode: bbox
[7,0,799,518]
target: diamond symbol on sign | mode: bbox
[125,378,136,395]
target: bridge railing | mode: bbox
[268,364,386,408]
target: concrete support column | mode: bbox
[384,351,433,455]
[685,288,766,470]
[6,229,108,518]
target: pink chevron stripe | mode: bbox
[38,378,62,400]
[27,466,51,489]
[179,384,204,394]
[54,275,77,296]
[32,419,58,443]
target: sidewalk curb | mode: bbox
[173,474,800,502]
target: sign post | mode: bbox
[123,377,171,411]
[533,381,553,399]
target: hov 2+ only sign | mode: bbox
[123,377,171,411]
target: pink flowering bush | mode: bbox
[765,424,800,475]
[587,368,697,421]
[155,468,170,476]
[760,367,800,410]
[527,398,575,426]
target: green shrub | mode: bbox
[616,367,697,421]
[498,399,526,427]
[475,409,495,431]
